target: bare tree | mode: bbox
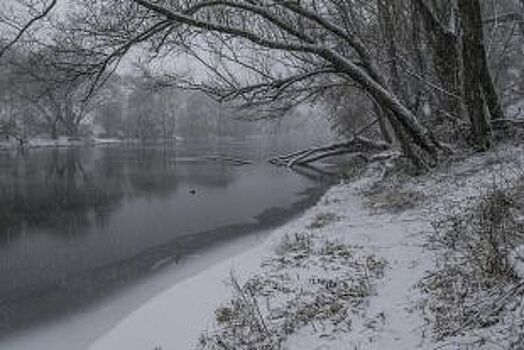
[41,0,518,167]
[6,46,103,138]
[0,0,57,59]
[57,0,453,169]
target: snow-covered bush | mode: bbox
[421,175,524,349]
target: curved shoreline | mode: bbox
[88,184,341,350]
[0,181,332,350]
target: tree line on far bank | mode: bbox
[1,0,522,168]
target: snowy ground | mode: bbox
[0,137,121,149]
[89,144,524,350]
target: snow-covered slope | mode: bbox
[90,144,524,350]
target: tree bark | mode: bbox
[458,0,494,149]
[466,1,505,121]
[378,0,405,103]
[479,54,505,121]
[414,0,463,120]
[132,0,441,168]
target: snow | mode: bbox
[293,179,436,349]
[89,252,255,350]
[88,199,322,350]
[90,177,437,350]
[0,137,122,150]
[91,137,122,145]
[87,144,524,350]
[0,231,270,350]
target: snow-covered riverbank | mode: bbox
[88,143,524,350]
[88,173,436,349]
[0,137,121,150]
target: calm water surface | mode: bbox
[0,142,331,340]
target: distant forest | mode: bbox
[0,0,523,168]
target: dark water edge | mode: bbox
[0,181,332,341]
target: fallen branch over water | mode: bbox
[268,137,390,168]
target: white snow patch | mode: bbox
[0,137,122,150]
[90,179,436,350]
[89,143,524,350]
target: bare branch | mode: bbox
[0,0,58,59]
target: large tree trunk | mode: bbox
[387,111,431,171]
[478,53,505,121]
[464,1,505,121]
[323,62,439,167]
[371,86,439,160]
[363,87,437,169]
[378,0,405,103]
[409,0,428,114]
[433,32,463,120]
[375,0,403,145]
[377,0,433,166]
[458,0,501,149]
[414,0,463,120]
[322,51,441,165]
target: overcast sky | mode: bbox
[0,0,240,81]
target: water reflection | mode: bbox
[2,149,149,242]
[0,145,241,244]
[0,143,329,338]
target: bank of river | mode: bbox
[0,143,333,349]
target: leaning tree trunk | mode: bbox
[329,54,441,167]
[387,111,430,171]
[373,87,439,158]
[458,0,500,149]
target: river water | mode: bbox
[0,141,331,347]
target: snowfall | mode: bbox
[78,144,523,350]
[1,141,521,350]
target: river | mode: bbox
[0,141,331,348]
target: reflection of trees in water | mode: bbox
[0,146,237,245]
[174,161,235,188]
[0,149,123,244]
[121,146,179,196]
[106,145,237,193]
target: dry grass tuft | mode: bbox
[307,212,340,229]
[198,232,387,350]
[364,183,425,213]
[420,176,524,348]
